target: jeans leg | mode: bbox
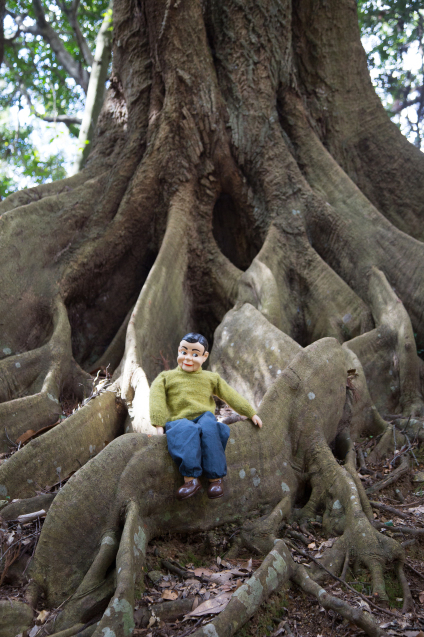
[197,412,230,479]
[165,419,202,477]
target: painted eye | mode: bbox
[193,353,198,357]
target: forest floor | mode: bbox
[1,407,424,637]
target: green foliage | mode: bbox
[3,0,108,113]
[0,0,108,195]
[0,110,67,198]
[357,1,424,148]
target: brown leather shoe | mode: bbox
[207,479,224,499]
[176,478,202,501]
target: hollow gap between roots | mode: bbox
[0,298,54,362]
[68,248,158,369]
[212,193,262,272]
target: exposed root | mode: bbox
[0,297,92,452]
[120,179,201,433]
[296,439,409,605]
[90,501,147,637]
[51,531,119,632]
[291,562,383,636]
[226,496,292,558]
[288,543,398,619]
[0,388,126,499]
[189,540,382,637]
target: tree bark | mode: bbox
[0,0,423,635]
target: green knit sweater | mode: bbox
[149,366,256,427]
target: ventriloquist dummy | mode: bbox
[149,332,263,500]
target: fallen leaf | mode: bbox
[216,556,221,566]
[357,599,371,613]
[409,506,424,515]
[162,590,179,600]
[193,567,214,578]
[210,571,233,585]
[419,591,424,604]
[229,568,248,577]
[307,542,316,549]
[36,610,49,624]
[191,596,199,611]
[148,615,156,628]
[186,591,233,616]
[15,430,36,445]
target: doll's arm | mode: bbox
[251,414,263,428]
[215,375,262,425]
[149,373,169,429]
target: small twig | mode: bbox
[370,501,408,520]
[404,561,424,580]
[284,528,310,546]
[287,542,400,617]
[366,456,409,495]
[4,428,18,448]
[161,559,189,579]
[384,499,422,507]
[177,616,203,637]
[401,539,416,548]
[357,448,367,472]
[374,521,424,536]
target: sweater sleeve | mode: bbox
[214,375,256,419]
[149,372,169,428]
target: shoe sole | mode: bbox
[207,492,224,499]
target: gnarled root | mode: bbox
[0,388,126,499]
[346,268,424,418]
[49,501,148,637]
[190,540,382,637]
[296,439,412,610]
[0,297,92,452]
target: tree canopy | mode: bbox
[0,0,108,197]
[358,0,424,147]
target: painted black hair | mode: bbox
[181,332,209,354]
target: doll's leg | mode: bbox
[197,411,230,486]
[165,419,203,499]
[165,418,203,476]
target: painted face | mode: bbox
[177,340,209,373]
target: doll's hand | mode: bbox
[252,415,263,428]
[155,427,164,435]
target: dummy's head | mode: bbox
[178,332,209,373]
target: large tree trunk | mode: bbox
[1,1,423,635]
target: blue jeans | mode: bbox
[165,411,230,479]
